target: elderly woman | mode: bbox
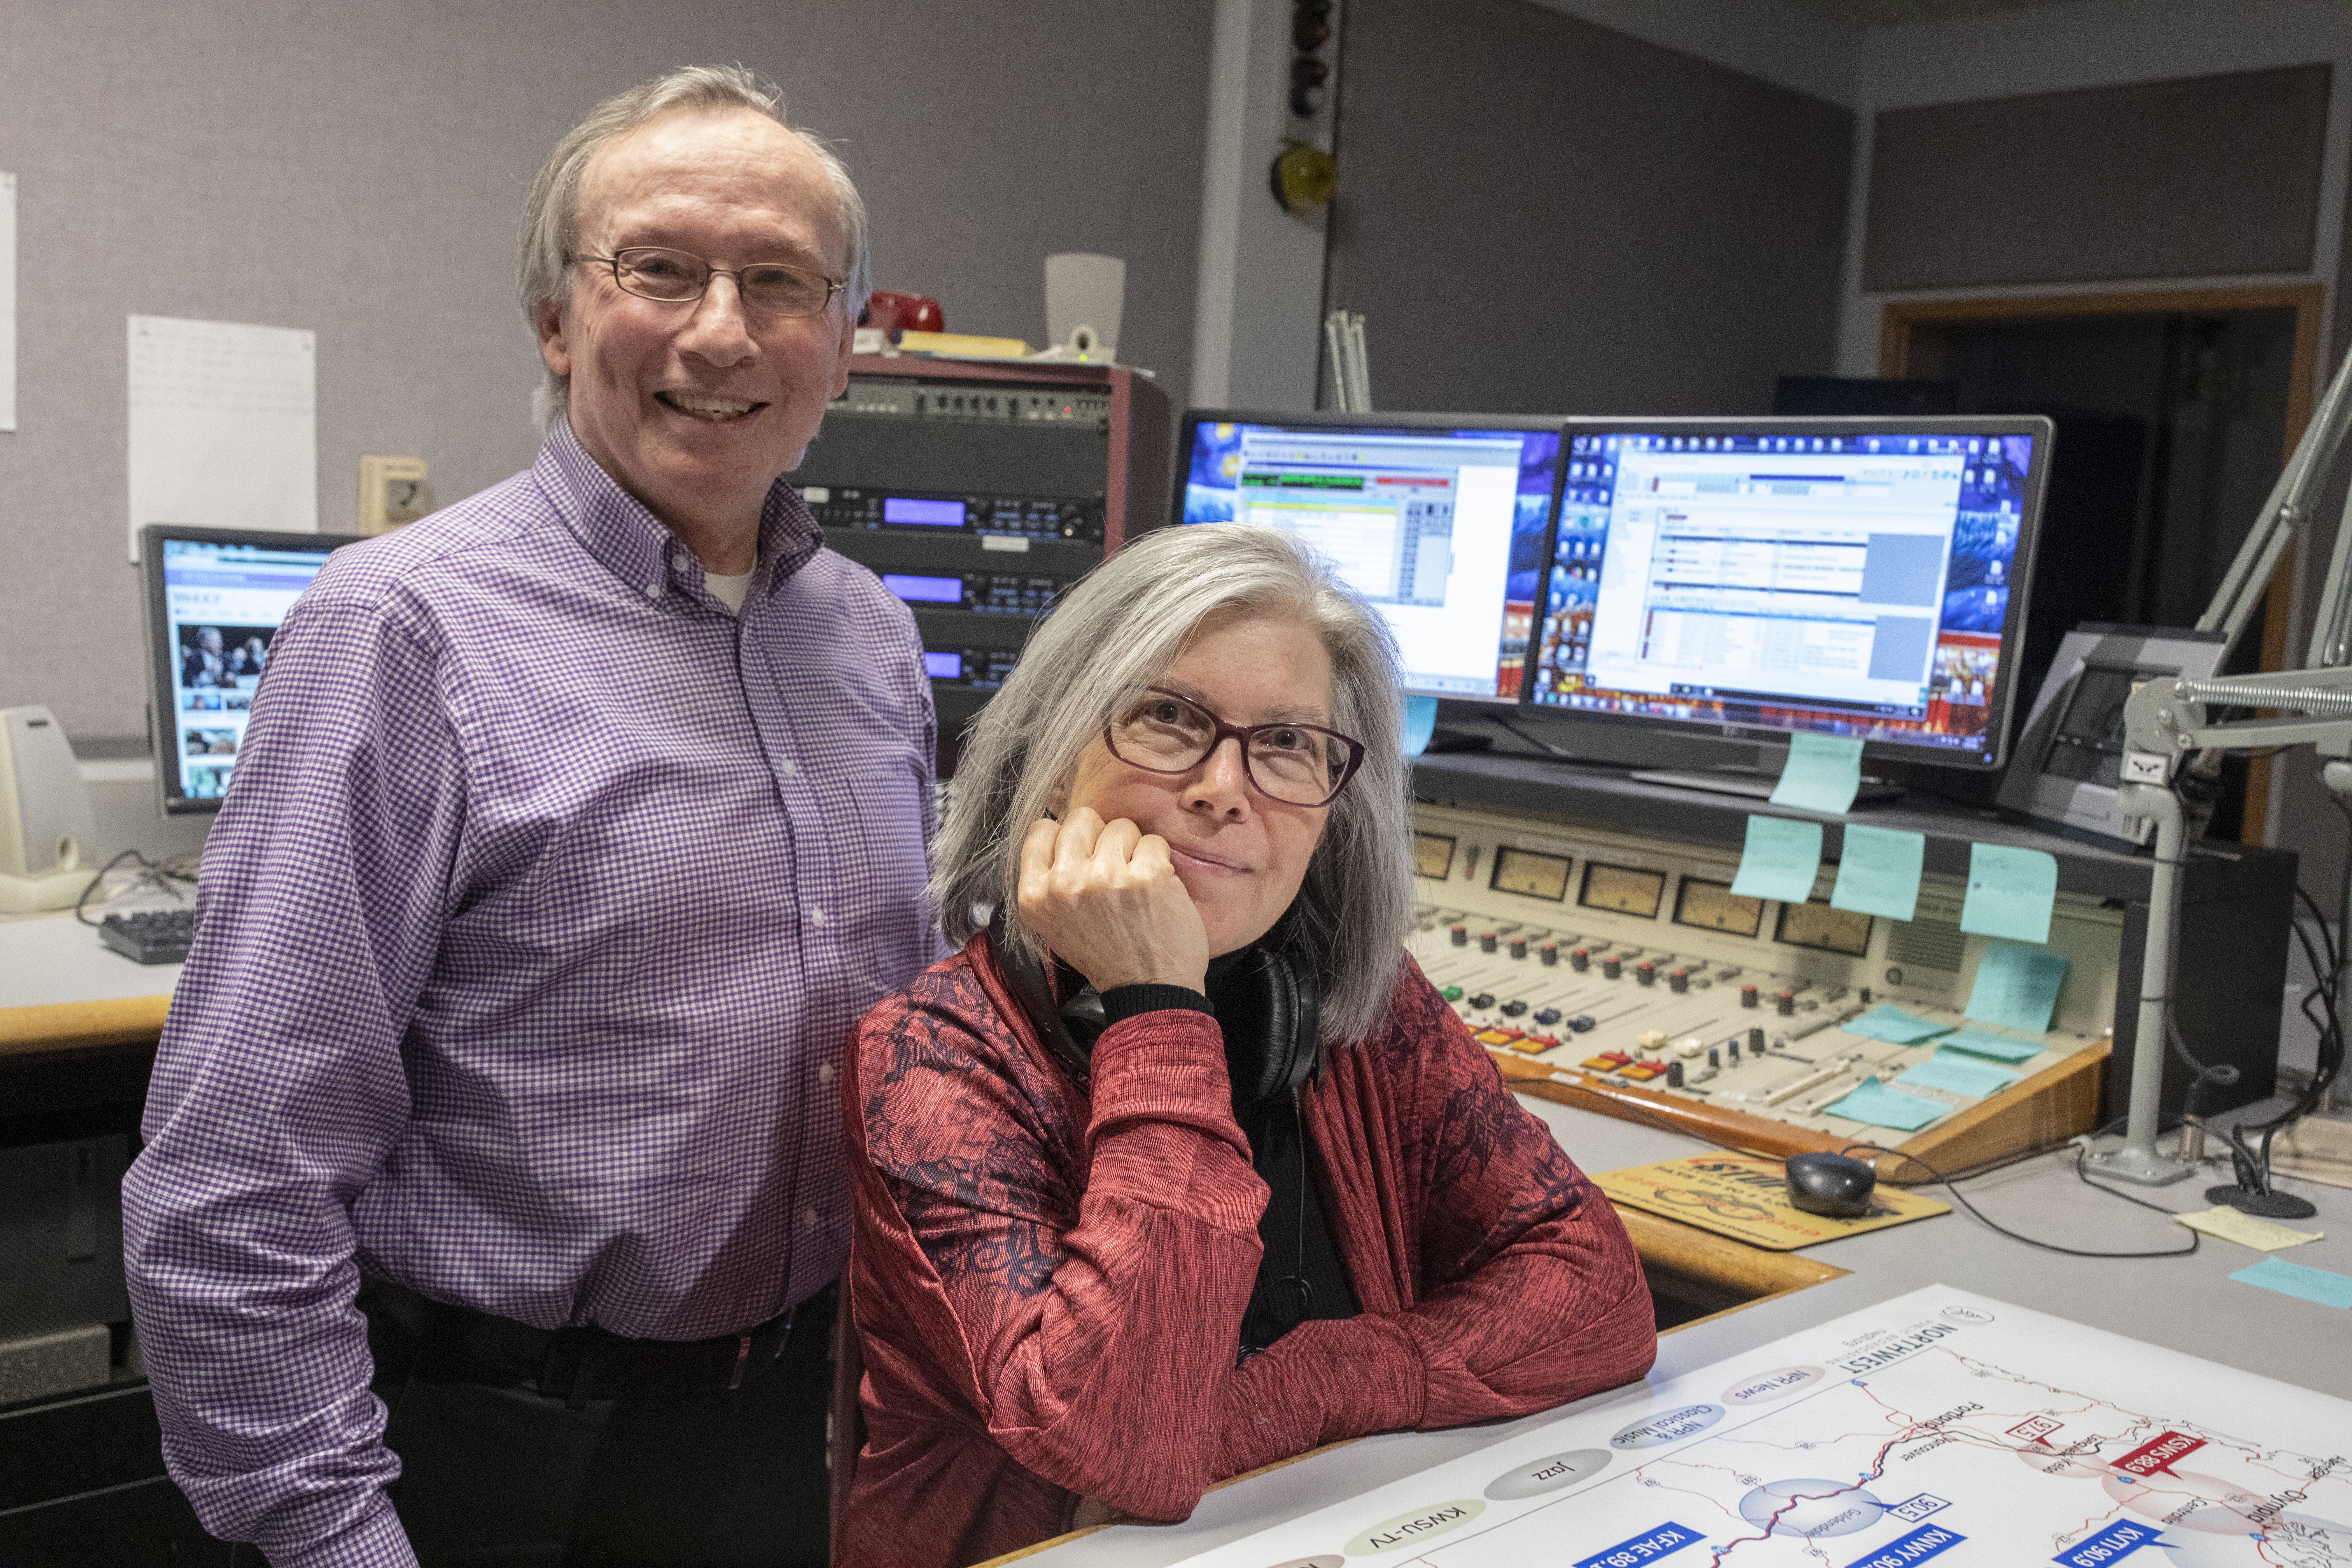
[841,524,1655,1566]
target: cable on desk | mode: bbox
[74,847,198,927]
[1837,1129,2200,1260]
[1534,1066,2210,1255]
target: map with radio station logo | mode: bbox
[1172,1287,2350,1568]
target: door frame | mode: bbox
[1880,283,2326,846]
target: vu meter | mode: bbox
[1579,862,1666,919]
[1777,900,1874,956]
[1414,833,1457,880]
[1674,879,1764,938]
[1490,847,1571,901]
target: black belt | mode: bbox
[367,1278,797,1409]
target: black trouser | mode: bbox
[231,1286,835,1568]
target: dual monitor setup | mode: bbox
[1175,410,2054,794]
[138,410,2057,817]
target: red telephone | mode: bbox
[859,291,944,341]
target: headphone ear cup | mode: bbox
[985,905,1096,1087]
[1221,948,1321,1101]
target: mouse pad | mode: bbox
[1592,1152,1950,1251]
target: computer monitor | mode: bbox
[1172,410,1564,701]
[141,524,367,814]
[1521,416,2053,772]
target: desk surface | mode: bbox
[0,911,179,1056]
[1017,1095,2352,1567]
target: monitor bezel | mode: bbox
[1170,407,1570,706]
[141,523,369,815]
[1516,414,2055,772]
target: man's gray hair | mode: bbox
[518,63,873,429]
[933,523,1417,1050]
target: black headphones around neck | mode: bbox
[983,903,1321,1100]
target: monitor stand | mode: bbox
[1628,766,1903,806]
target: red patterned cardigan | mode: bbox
[840,933,1657,1567]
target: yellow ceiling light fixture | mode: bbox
[1270,141,1337,214]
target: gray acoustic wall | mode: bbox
[0,0,1212,743]
[1324,0,1851,417]
[1863,65,2332,292]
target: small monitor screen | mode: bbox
[1524,419,2049,767]
[1175,412,1563,700]
[923,650,965,680]
[144,527,359,812]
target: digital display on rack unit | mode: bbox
[923,650,964,680]
[882,573,963,604]
[884,496,966,527]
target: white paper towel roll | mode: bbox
[1045,253,1125,360]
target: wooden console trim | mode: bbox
[1490,1039,2108,1186]
[0,996,171,1058]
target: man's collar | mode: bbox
[533,419,824,608]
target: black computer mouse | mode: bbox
[1784,1152,1877,1218]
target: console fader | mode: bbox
[1409,803,2119,1180]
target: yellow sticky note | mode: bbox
[2175,1206,2323,1251]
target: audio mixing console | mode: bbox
[1409,803,2118,1182]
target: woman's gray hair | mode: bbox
[934,523,1417,1050]
[518,63,873,429]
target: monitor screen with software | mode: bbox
[1173,410,1563,701]
[1521,416,2052,770]
[141,524,366,814]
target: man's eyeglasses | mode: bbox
[1104,688,1366,809]
[576,247,846,318]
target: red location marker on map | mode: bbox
[2114,1431,2206,1479]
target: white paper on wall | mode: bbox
[1,173,16,433]
[127,314,316,560]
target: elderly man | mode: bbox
[123,66,934,1568]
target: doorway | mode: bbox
[1882,286,2323,843]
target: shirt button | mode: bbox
[644,582,660,597]
[802,1206,820,1231]
[817,1063,836,1085]
[807,906,826,926]
[779,760,799,777]
[672,552,692,573]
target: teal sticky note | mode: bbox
[1902,1051,2021,1098]
[1960,842,2059,945]
[2230,1255,2352,1309]
[1939,1030,2044,1064]
[1769,732,1863,815]
[1841,1004,1953,1046]
[1730,815,1822,904]
[1400,695,1438,756]
[1965,942,2071,1033]
[1820,1076,1947,1132]
[1831,824,1924,922]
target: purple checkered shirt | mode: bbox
[122,421,941,1568]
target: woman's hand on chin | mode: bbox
[1018,808,1210,995]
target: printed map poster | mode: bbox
[1592,1154,1949,1251]
[1170,1285,2352,1567]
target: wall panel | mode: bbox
[0,0,1211,740]
[1324,0,1852,419]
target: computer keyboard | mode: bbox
[100,907,197,965]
